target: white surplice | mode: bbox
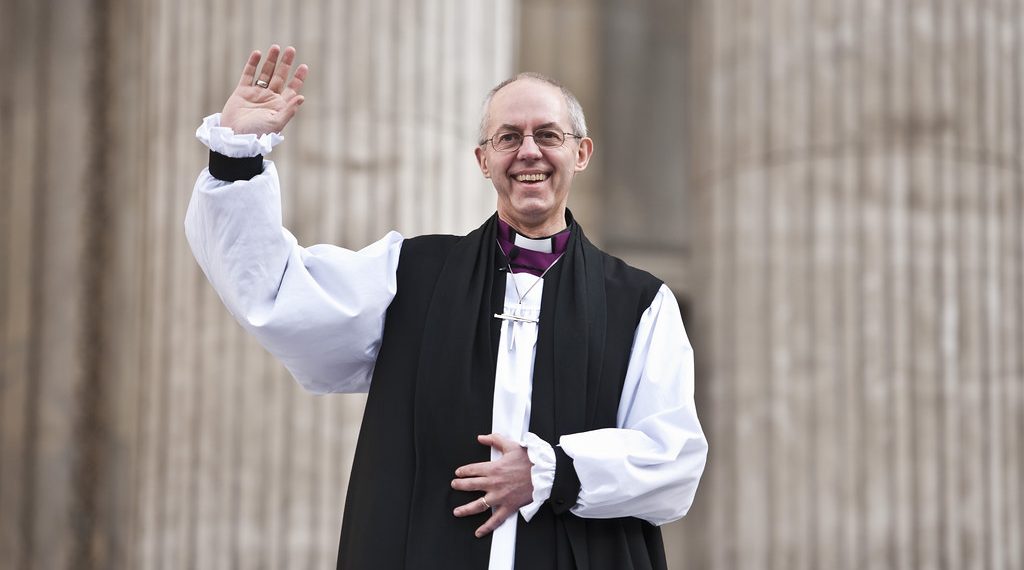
[186,114,708,570]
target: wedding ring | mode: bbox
[480,496,491,509]
[255,79,269,88]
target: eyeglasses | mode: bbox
[480,128,582,152]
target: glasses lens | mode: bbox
[493,132,522,151]
[533,128,565,148]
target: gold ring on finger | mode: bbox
[255,79,269,88]
[480,496,491,509]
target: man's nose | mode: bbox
[516,135,543,159]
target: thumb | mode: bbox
[276,95,305,129]
[480,433,517,452]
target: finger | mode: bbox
[268,46,296,92]
[454,460,491,478]
[479,433,518,453]
[273,95,304,130]
[450,475,489,492]
[453,496,491,518]
[474,508,513,538]
[282,64,309,100]
[237,50,262,88]
[255,44,281,86]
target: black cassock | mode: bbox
[336,213,668,570]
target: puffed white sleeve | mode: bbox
[185,114,403,394]
[557,283,708,525]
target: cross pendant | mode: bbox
[493,313,539,324]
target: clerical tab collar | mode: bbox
[497,218,571,255]
[495,218,571,280]
[514,232,553,253]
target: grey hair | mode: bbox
[477,72,588,144]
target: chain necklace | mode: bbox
[493,239,564,324]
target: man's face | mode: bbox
[475,79,593,233]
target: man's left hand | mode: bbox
[451,433,535,538]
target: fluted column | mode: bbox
[119,1,516,568]
[689,1,1024,569]
[1,0,516,568]
[1,0,101,568]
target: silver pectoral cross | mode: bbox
[493,312,539,324]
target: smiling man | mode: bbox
[475,74,593,238]
[185,47,707,570]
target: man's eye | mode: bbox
[536,130,560,140]
[498,133,520,143]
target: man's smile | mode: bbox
[511,171,551,184]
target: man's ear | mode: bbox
[475,146,491,179]
[575,137,594,172]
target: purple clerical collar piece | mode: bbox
[496,218,570,277]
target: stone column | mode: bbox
[0,0,516,567]
[689,1,1024,569]
[1,0,99,568]
[517,0,604,238]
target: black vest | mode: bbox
[338,219,666,570]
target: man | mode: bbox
[186,45,707,570]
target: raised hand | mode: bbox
[220,45,309,136]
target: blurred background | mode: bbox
[2,0,1022,568]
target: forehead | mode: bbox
[486,79,569,131]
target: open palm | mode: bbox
[221,45,309,136]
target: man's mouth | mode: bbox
[513,172,549,184]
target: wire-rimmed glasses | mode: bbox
[480,128,582,152]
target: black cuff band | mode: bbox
[209,150,263,181]
[549,446,581,514]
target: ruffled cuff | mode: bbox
[519,432,555,522]
[195,113,284,157]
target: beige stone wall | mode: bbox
[2,1,98,567]
[1,0,513,567]
[688,0,1024,568]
